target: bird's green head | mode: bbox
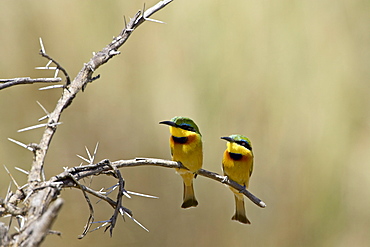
[159,116,201,135]
[221,134,252,151]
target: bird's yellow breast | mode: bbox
[222,142,253,188]
[169,127,202,173]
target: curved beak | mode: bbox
[159,120,177,127]
[220,136,235,142]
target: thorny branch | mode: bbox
[1,155,266,242]
[54,158,266,208]
[2,157,265,239]
[0,0,174,246]
[55,158,266,235]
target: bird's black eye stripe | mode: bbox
[180,125,195,132]
[237,141,252,151]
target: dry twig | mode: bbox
[0,77,62,90]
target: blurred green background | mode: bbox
[1,0,369,246]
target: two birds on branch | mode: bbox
[160,116,254,224]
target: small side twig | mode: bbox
[38,38,71,86]
[104,162,123,237]
[64,174,94,240]
[0,77,62,90]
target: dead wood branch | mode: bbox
[0,1,174,246]
[50,158,266,208]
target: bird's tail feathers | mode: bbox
[180,172,198,208]
[232,193,250,224]
[182,183,198,208]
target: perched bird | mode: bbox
[160,116,203,208]
[221,134,254,224]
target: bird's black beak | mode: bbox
[159,120,177,127]
[220,136,235,142]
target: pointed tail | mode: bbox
[180,171,198,208]
[232,193,251,224]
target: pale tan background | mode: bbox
[0,0,369,246]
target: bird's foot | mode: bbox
[238,185,247,193]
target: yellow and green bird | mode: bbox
[221,134,254,224]
[160,116,203,208]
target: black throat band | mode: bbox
[172,136,188,144]
[229,152,243,160]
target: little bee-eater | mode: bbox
[221,134,254,224]
[160,116,203,208]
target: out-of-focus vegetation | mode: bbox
[0,0,369,246]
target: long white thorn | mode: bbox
[144,17,166,24]
[45,60,52,67]
[15,167,29,175]
[127,191,159,199]
[5,182,12,202]
[4,165,20,189]
[54,68,60,78]
[19,183,29,190]
[76,154,90,164]
[49,122,63,127]
[120,208,149,232]
[36,101,50,116]
[38,115,49,121]
[8,138,33,151]
[17,123,48,132]
[92,142,99,164]
[39,37,46,53]
[85,146,92,163]
[122,190,131,199]
[24,191,33,202]
[17,122,62,132]
[35,66,57,70]
[90,221,109,232]
[39,84,64,91]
